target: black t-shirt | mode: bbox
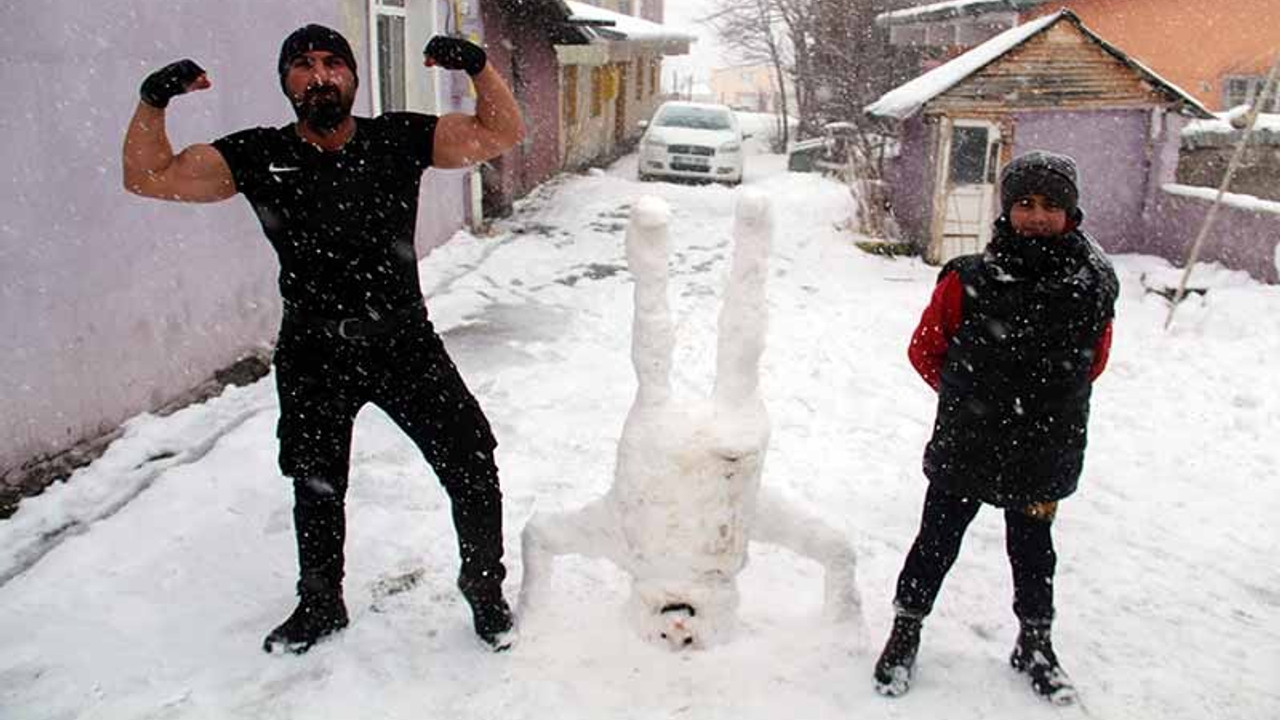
[213,113,438,317]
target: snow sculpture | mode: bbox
[519,191,864,650]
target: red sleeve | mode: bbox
[1089,320,1113,380]
[908,271,964,391]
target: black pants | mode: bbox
[273,308,506,599]
[894,485,1057,624]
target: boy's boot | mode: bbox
[873,611,923,697]
[1010,620,1076,705]
[263,476,350,655]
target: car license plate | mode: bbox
[673,154,709,167]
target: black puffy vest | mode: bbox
[923,224,1119,506]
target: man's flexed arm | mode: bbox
[122,59,236,203]
[425,37,525,169]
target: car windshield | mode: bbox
[655,106,733,131]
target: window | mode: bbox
[563,65,579,126]
[655,105,733,130]
[635,59,644,100]
[650,59,659,97]
[924,23,958,47]
[1224,76,1279,112]
[372,0,407,113]
[948,126,989,185]
[889,25,927,47]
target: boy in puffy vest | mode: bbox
[873,151,1119,705]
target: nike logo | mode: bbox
[268,163,301,173]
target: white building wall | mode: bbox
[0,0,466,487]
[559,47,666,169]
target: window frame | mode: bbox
[1223,75,1278,112]
[370,0,409,115]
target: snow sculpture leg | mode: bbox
[517,191,861,650]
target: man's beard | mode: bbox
[293,84,354,134]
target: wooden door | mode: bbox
[937,119,1002,262]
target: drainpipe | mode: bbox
[456,0,485,231]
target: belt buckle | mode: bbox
[337,317,359,339]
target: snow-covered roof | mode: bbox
[864,10,1213,120]
[877,0,1045,26]
[1182,111,1280,149]
[865,12,1058,118]
[1163,183,1280,216]
[565,1,696,45]
[1184,110,1280,135]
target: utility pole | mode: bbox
[1165,53,1280,329]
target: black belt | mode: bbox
[286,302,424,339]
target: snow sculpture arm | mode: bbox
[750,487,866,646]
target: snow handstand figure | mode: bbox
[519,191,864,650]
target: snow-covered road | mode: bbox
[2,117,1277,719]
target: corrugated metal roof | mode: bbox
[564,1,696,45]
[876,0,1047,27]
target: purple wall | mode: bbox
[480,3,563,214]
[1144,190,1280,284]
[1012,109,1151,253]
[885,116,935,244]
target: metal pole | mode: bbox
[1165,54,1280,329]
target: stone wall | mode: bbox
[1177,145,1280,202]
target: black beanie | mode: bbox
[278,24,358,92]
[999,150,1080,217]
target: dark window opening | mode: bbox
[949,126,988,185]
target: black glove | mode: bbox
[423,36,487,77]
[139,59,206,109]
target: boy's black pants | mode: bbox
[894,485,1057,624]
[273,308,506,600]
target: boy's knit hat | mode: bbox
[999,150,1080,216]
[278,24,358,92]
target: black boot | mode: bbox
[262,577,349,654]
[1010,622,1076,705]
[264,476,350,655]
[445,460,514,651]
[873,613,923,697]
[459,573,515,651]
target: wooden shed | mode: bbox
[866,10,1213,264]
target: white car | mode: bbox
[638,101,746,185]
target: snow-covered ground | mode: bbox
[2,115,1277,719]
